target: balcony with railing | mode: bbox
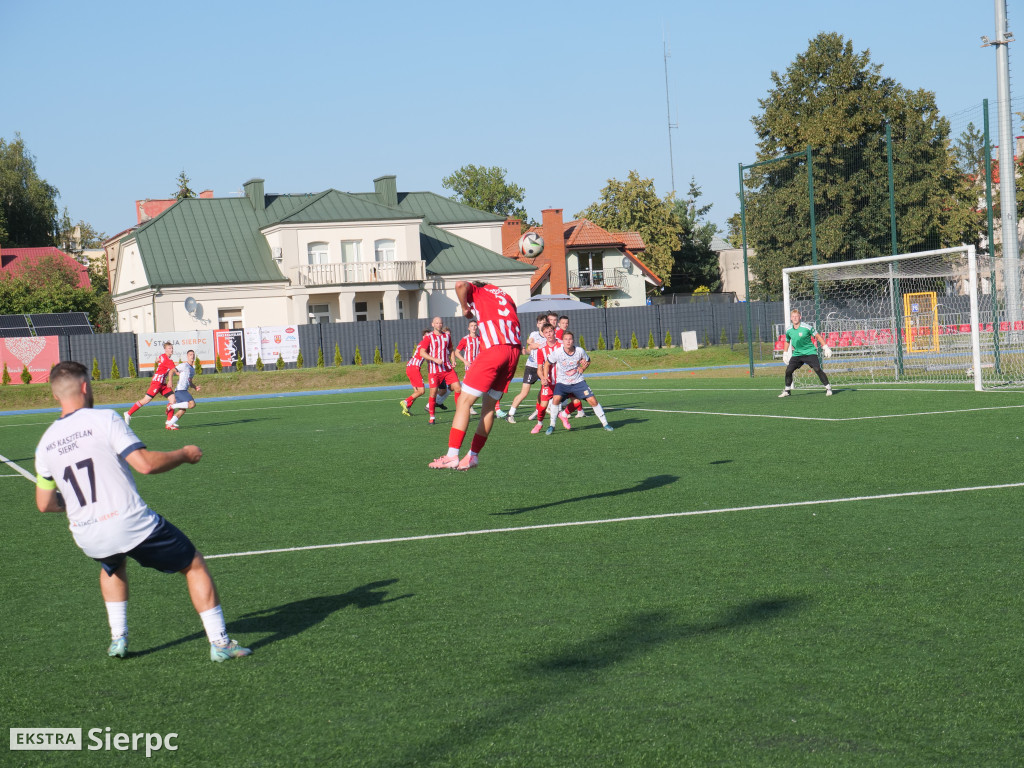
[296,260,426,286]
[568,268,628,292]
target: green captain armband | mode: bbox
[36,475,57,490]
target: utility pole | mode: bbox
[983,0,1021,327]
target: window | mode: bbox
[340,240,361,263]
[374,239,396,262]
[218,308,243,330]
[307,242,329,265]
[308,303,330,324]
[398,299,405,320]
[579,251,604,287]
[354,301,368,322]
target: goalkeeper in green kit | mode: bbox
[779,309,833,397]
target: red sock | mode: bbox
[428,398,435,417]
[564,401,578,415]
[127,403,140,415]
[535,401,547,420]
[454,391,460,404]
[448,427,466,451]
[470,433,488,454]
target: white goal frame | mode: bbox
[781,245,985,391]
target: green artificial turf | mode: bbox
[1,379,1022,766]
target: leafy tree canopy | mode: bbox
[0,253,114,331]
[442,165,531,223]
[0,133,60,247]
[669,179,721,293]
[745,32,982,299]
[576,171,681,287]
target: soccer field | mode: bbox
[2,378,1023,767]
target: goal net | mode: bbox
[779,245,1024,390]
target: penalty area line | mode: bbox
[0,452,34,481]
[205,481,1024,561]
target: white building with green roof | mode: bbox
[107,175,535,332]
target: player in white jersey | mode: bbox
[541,330,613,434]
[34,361,251,662]
[166,349,201,430]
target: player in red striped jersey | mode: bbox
[421,317,462,425]
[454,321,482,416]
[124,342,177,425]
[454,321,482,370]
[429,281,521,470]
[399,329,432,416]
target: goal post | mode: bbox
[780,245,993,391]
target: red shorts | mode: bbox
[539,383,553,401]
[146,382,174,398]
[428,369,460,389]
[406,365,424,389]
[462,345,522,397]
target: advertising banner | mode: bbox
[257,326,300,364]
[138,331,215,372]
[244,327,261,366]
[0,336,60,383]
[213,329,245,368]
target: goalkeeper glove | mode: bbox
[782,348,792,364]
[822,344,832,358]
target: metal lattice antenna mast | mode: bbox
[664,32,677,195]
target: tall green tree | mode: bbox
[670,179,721,292]
[56,207,106,254]
[442,165,531,223]
[174,170,196,201]
[745,32,982,299]
[577,171,681,286]
[0,133,60,246]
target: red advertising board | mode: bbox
[0,336,60,383]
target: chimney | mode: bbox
[374,175,398,208]
[541,208,567,295]
[199,189,214,199]
[243,178,265,210]
[502,219,522,257]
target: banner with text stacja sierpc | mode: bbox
[138,332,215,373]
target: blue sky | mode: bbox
[2,0,1017,241]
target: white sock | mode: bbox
[105,601,128,639]
[436,390,449,404]
[548,402,559,427]
[199,605,229,646]
[592,403,608,426]
[447,447,459,459]
[508,406,516,416]
[169,412,181,426]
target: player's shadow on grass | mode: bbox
[391,597,808,768]
[193,418,266,428]
[495,474,678,515]
[130,579,412,657]
[229,579,414,650]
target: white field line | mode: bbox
[0,452,34,481]
[624,403,1024,422]
[205,481,1024,561]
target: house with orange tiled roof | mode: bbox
[500,208,662,308]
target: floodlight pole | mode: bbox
[987,0,1022,328]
